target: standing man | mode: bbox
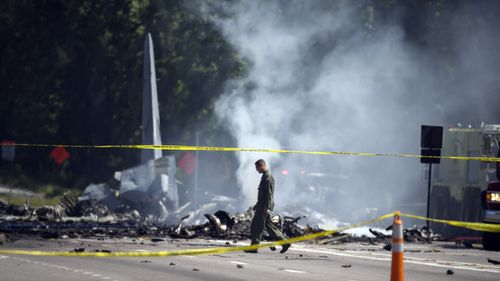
[245,159,291,254]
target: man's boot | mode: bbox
[244,243,259,253]
[244,249,258,253]
[280,243,291,254]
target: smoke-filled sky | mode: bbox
[195,1,500,222]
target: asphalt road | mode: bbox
[1,237,499,281]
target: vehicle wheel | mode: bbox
[482,231,500,251]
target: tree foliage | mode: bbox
[0,0,243,190]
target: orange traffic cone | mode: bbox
[390,211,404,281]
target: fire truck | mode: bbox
[429,124,500,246]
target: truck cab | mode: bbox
[481,148,500,251]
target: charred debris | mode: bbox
[0,191,440,246]
[0,191,307,241]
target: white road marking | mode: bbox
[292,245,500,274]
[282,269,306,274]
[209,240,500,274]
[229,261,247,265]
[0,256,119,280]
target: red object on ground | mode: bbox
[178,152,197,175]
[50,146,70,165]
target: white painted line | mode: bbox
[292,246,500,274]
[282,269,306,274]
[92,274,102,277]
[210,240,500,274]
[229,261,247,265]
[0,255,8,259]
[100,277,111,280]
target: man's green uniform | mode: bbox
[250,170,288,245]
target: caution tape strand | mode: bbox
[400,213,500,233]
[2,143,500,162]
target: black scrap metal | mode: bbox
[1,194,443,244]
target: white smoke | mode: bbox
[196,1,500,222]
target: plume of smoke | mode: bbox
[197,0,500,223]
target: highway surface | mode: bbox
[1,237,499,281]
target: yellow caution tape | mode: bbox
[0,213,395,257]
[400,213,500,233]
[2,143,500,162]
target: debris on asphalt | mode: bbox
[462,241,473,249]
[192,268,200,271]
[169,262,175,266]
[140,260,151,263]
[341,264,352,268]
[369,228,389,239]
[0,232,7,244]
[453,237,481,249]
[151,238,165,242]
[386,224,439,243]
[446,269,454,275]
[94,249,112,253]
[0,198,8,210]
[487,258,500,265]
[73,247,85,252]
[236,264,244,269]
[35,206,62,221]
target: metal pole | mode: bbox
[194,132,200,207]
[426,163,432,233]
